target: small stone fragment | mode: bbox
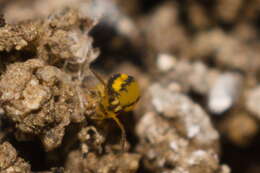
[78,126,105,154]
[66,151,140,173]
[0,22,38,52]
[215,0,243,22]
[0,142,17,170]
[150,84,219,145]
[208,72,243,114]
[157,53,176,72]
[0,142,31,173]
[220,113,258,146]
[218,165,231,173]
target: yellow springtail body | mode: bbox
[90,70,140,151]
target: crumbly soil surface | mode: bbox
[0,1,259,173]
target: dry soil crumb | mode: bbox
[0,142,31,173]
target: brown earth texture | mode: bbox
[0,0,260,173]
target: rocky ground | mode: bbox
[0,0,260,173]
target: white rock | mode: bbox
[208,72,243,114]
[157,53,176,71]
